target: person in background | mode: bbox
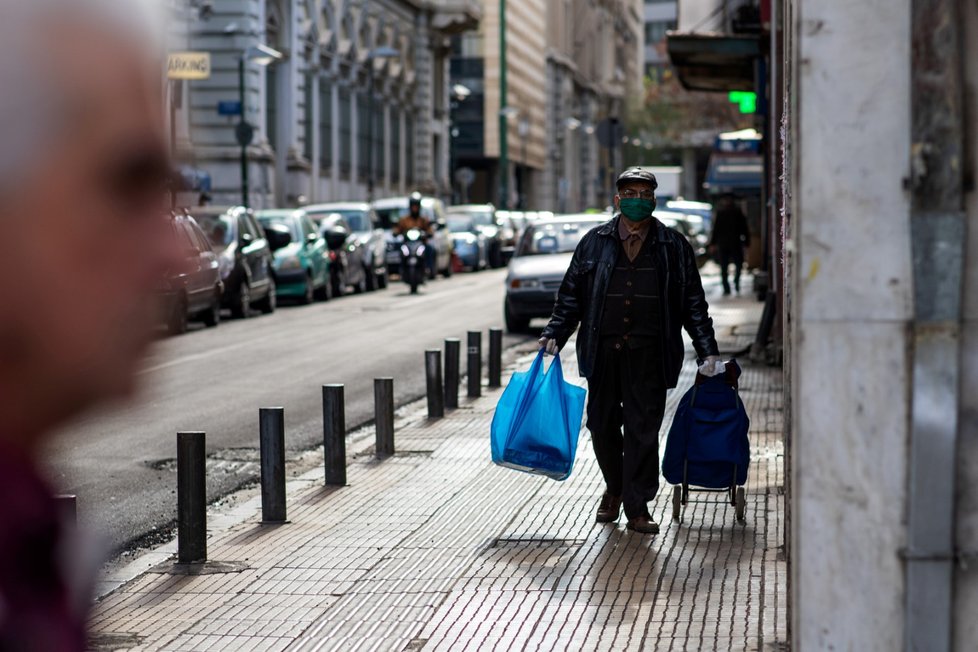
[394,192,435,275]
[539,167,721,535]
[0,1,175,649]
[709,193,751,295]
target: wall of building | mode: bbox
[168,0,470,208]
[788,0,912,648]
[956,2,978,648]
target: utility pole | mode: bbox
[498,0,508,209]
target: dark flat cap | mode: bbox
[615,166,658,190]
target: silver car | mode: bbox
[504,213,609,333]
[305,202,388,290]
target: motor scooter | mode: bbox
[399,229,427,294]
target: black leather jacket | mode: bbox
[541,215,719,386]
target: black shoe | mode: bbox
[595,492,622,523]
[626,515,660,534]
[723,289,732,296]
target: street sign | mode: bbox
[595,118,624,148]
[235,122,255,147]
[218,101,242,116]
[167,52,211,80]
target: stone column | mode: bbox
[412,14,435,193]
[331,81,340,198]
[309,72,321,203]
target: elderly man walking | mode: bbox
[539,167,721,534]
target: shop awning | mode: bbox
[666,33,761,92]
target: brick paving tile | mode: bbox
[88,296,786,651]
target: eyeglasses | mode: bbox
[619,189,655,200]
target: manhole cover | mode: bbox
[87,632,145,651]
[149,560,250,576]
[490,536,586,548]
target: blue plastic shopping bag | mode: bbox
[490,351,587,480]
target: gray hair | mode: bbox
[0,0,165,188]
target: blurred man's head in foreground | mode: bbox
[0,0,176,449]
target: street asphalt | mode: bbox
[44,269,534,553]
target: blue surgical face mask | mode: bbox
[619,197,656,222]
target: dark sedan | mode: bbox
[157,212,223,334]
[504,213,608,333]
[195,206,276,318]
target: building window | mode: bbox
[406,113,415,185]
[319,79,332,169]
[645,0,674,4]
[339,87,351,175]
[373,107,383,184]
[357,90,370,177]
[645,20,676,45]
[391,110,400,183]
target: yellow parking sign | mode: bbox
[167,52,211,80]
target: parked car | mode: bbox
[195,206,276,318]
[446,212,489,271]
[666,199,714,233]
[157,212,223,334]
[317,212,370,296]
[504,213,608,333]
[656,209,710,268]
[256,209,331,304]
[305,202,388,290]
[448,204,506,267]
[372,196,453,278]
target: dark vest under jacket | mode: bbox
[600,237,661,347]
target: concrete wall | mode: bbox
[789,0,913,648]
[956,3,978,649]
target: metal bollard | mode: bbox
[488,328,503,388]
[444,338,461,409]
[55,495,77,529]
[322,385,347,486]
[177,431,207,564]
[375,378,395,459]
[426,350,445,419]
[259,407,287,523]
[467,331,482,398]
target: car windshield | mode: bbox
[446,214,475,232]
[257,215,301,242]
[516,221,599,256]
[373,205,405,230]
[195,213,236,248]
[310,209,370,232]
[467,210,494,226]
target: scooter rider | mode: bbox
[394,192,435,275]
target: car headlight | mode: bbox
[278,255,302,271]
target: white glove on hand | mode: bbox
[698,355,725,377]
[538,337,560,356]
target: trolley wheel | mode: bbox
[672,485,682,522]
[735,487,747,523]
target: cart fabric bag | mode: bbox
[662,360,750,489]
[491,351,586,480]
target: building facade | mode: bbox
[167,0,480,208]
[643,0,677,79]
[450,0,644,212]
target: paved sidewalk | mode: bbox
[89,295,786,651]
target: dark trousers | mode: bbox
[586,342,667,519]
[718,246,744,293]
